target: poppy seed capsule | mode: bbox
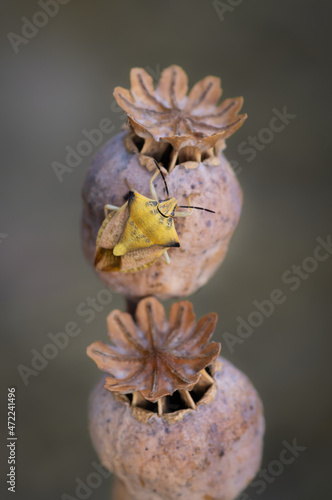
[81,131,242,300]
[89,357,264,500]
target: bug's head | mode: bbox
[157,198,178,218]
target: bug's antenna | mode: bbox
[153,159,169,198]
[177,205,216,214]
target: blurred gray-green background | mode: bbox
[1,1,331,499]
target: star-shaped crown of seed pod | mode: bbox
[87,297,220,402]
[114,65,246,171]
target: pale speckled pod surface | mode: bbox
[89,357,264,500]
[81,132,242,300]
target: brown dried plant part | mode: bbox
[87,298,220,403]
[115,359,221,425]
[114,65,247,171]
[89,357,264,500]
[81,134,243,300]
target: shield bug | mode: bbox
[94,160,215,273]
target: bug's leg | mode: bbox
[174,196,193,217]
[104,204,119,217]
[149,168,160,202]
[163,250,171,265]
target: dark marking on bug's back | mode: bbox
[127,191,136,204]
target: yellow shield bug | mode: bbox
[94,160,215,273]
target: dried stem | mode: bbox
[112,477,132,500]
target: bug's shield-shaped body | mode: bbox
[94,191,180,273]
